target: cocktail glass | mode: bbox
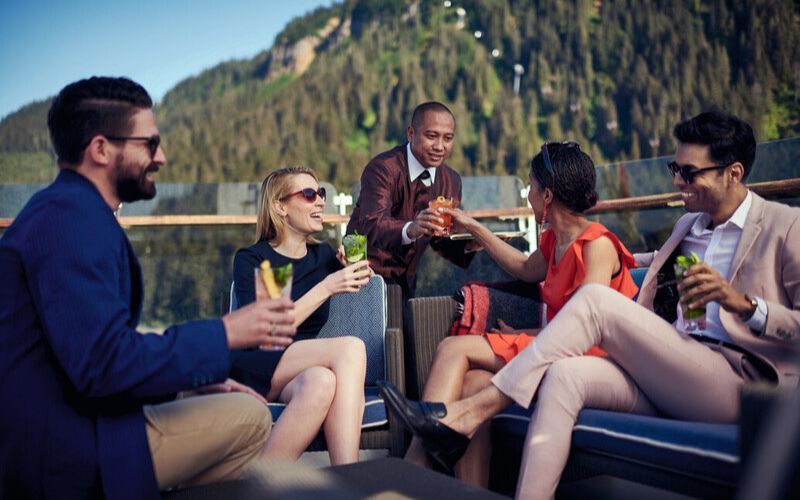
[272,263,293,299]
[342,233,367,263]
[673,262,707,331]
[428,196,455,236]
[254,267,268,301]
[254,263,293,300]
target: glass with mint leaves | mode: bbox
[342,232,367,264]
[673,252,706,331]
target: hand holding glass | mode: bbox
[673,254,706,331]
[428,196,455,236]
[342,233,367,263]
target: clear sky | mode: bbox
[0,0,331,120]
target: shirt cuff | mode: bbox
[402,221,416,245]
[745,296,768,335]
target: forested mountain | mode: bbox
[2,0,799,188]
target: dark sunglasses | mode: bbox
[540,141,580,188]
[281,187,326,202]
[105,135,161,158]
[667,161,729,184]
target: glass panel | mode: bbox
[3,138,798,324]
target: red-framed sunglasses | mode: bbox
[281,187,326,202]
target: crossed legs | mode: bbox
[263,336,367,465]
[436,284,744,499]
[404,335,505,485]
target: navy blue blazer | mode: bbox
[0,170,230,499]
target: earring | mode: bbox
[537,203,548,242]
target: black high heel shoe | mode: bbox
[377,380,470,474]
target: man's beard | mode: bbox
[116,156,157,203]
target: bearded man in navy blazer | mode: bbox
[0,77,297,499]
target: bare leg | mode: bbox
[261,366,335,461]
[404,336,505,467]
[321,337,366,465]
[441,285,742,453]
[454,369,495,488]
[266,337,367,465]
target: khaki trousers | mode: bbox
[144,392,271,490]
[491,284,746,500]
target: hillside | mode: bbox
[2,0,799,189]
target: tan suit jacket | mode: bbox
[637,193,800,385]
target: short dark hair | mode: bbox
[410,101,455,130]
[47,76,153,166]
[672,111,756,180]
[530,143,598,214]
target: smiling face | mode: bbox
[672,142,732,217]
[407,110,456,169]
[277,173,325,238]
[111,108,165,203]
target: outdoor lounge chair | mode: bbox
[228,275,406,456]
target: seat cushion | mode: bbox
[492,405,738,483]
[268,386,388,429]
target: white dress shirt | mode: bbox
[402,143,436,245]
[676,191,767,339]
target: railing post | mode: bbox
[520,185,537,255]
[334,192,353,239]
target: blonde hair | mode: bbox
[255,166,321,244]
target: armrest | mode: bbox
[384,326,407,456]
[737,383,800,499]
[385,327,405,394]
[386,283,404,332]
[739,383,787,463]
[406,296,459,399]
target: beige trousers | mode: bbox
[144,392,271,490]
[491,284,746,500]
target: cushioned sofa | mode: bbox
[405,268,741,498]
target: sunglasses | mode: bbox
[105,135,161,158]
[540,141,580,188]
[667,161,729,184]
[281,187,326,202]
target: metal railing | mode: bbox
[4,177,797,229]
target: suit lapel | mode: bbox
[638,214,700,307]
[728,193,764,282]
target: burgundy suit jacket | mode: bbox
[347,145,473,295]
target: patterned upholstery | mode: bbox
[317,275,387,385]
[228,275,403,452]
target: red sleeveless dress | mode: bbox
[484,223,638,362]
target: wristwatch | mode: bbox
[740,294,758,321]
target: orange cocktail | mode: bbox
[428,196,455,236]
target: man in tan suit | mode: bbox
[379,111,800,499]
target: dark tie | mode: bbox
[413,170,432,214]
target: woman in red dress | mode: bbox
[405,142,639,485]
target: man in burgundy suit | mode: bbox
[347,102,474,296]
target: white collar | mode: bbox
[690,190,752,235]
[407,143,436,184]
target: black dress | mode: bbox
[229,241,341,395]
